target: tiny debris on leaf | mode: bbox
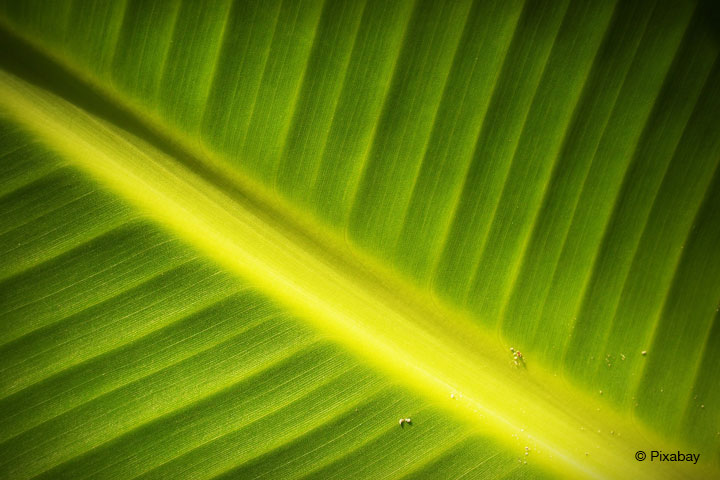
[512,349,524,366]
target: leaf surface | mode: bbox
[1,1,719,478]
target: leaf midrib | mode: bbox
[0,23,712,480]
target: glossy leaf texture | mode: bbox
[1,0,719,479]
